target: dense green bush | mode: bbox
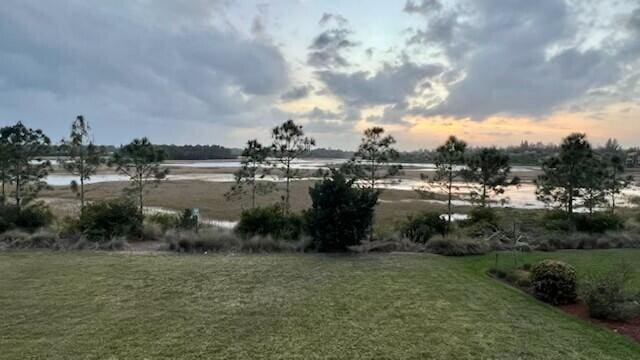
[425,236,490,256]
[179,208,199,230]
[400,211,447,243]
[305,171,378,252]
[15,204,53,231]
[466,207,499,227]
[236,205,304,241]
[0,203,53,232]
[542,211,574,232]
[580,265,640,321]
[530,260,577,305]
[79,198,143,241]
[574,212,625,233]
[542,211,624,233]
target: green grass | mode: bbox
[1,251,639,359]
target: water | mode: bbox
[44,158,639,210]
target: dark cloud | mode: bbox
[319,12,348,27]
[280,85,314,101]
[317,61,444,106]
[307,14,358,69]
[366,101,412,125]
[0,0,290,143]
[403,0,443,15]
[405,0,636,120]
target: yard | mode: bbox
[1,250,640,359]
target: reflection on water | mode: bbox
[45,158,639,210]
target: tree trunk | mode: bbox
[1,169,5,205]
[446,165,453,234]
[285,159,290,213]
[138,175,144,217]
[80,176,85,215]
[482,183,487,207]
[611,168,617,214]
[251,180,256,209]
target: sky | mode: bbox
[0,0,639,150]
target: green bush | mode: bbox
[236,205,304,241]
[0,203,53,232]
[400,211,447,244]
[580,265,640,321]
[542,211,574,232]
[179,208,199,230]
[0,205,18,233]
[530,260,577,305]
[542,211,624,233]
[574,212,625,233]
[15,204,54,231]
[305,171,378,252]
[466,207,499,227]
[147,213,180,232]
[425,236,490,256]
[79,198,143,241]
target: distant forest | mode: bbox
[40,140,637,166]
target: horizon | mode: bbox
[1,0,639,150]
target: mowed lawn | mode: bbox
[1,251,640,359]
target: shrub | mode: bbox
[400,211,447,244]
[236,205,304,241]
[466,207,499,227]
[425,236,490,256]
[0,204,18,232]
[15,204,53,231]
[574,212,625,233]
[164,228,310,253]
[178,208,199,230]
[79,198,143,241]
[530,260,577,305]
[147,213,180,232]
[0,203,52,232]
[0,229,30,247]
[542,211,574,232]
[305,171,378,252]
[580,264,640,321]
[506,269,532,288]
[353,233,427,253]
[542,211,624,234]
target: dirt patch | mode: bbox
[560,302,640,343]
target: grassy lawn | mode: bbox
[1,251,640,359]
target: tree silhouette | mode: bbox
[60,115,105,214]
[111,138,168,216]
[536,133,593,216]
[463,147,520,207]
[432,136,467,230]
[225,139,274,208]
[271,120,315,213]
[348,127,400,190]
[0,122,51,211]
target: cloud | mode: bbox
[307,14,358,69]
[0,0,290,143]
[366,101,412,125]
[403,0,443,15]
[317,61,444,106]
[280,84,314,101]
[404,0,637,120]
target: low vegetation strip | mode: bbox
[1,251,639,359]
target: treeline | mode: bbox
[38,144,238,160]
